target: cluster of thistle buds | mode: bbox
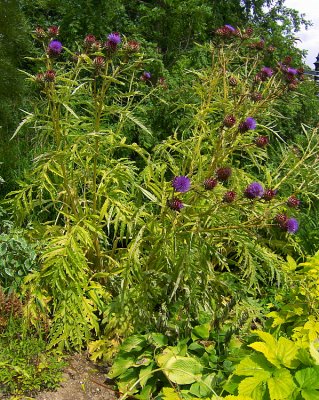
[167,174,300,234]
[215,25,254,39]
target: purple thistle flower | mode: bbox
[48,40,62,56]
[167,197,184,212]
[225,24,236,32]
[244,182,264,199]
[261,67,273,77]
[239,117,257,132]
[172,176,191,193]
[287,67,298,75]
[107,32,121,45]
[286,218,299,234]
[140,71,151,81]
[245,117,257,130]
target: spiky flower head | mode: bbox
[167,197,184,212]
[250,40,265,50]
[274,213,288,227]
[48,40,62,56]
[125,40,140,53]
[263,189,277,201]
[140,71,151,81]
[48,25,59,37]
[261,67,273,78]
[251,92,263,102]
[283,56,292,65]
[84,34,96,47]
[267,45,276,53]
[216,25,236,37]
[287,67,298,75]
[223,190,236,203]
[216,167,232,181]
[244,182,264,199]
[239,117,257,133]
[107,32,121,45]
[35,73,44,84]
[229,77,238,86]
[203,178,218,190]
[287,195,300,208]
[93,56,105,71]
[223,115,236,128]
[245,27,254,37]
[44,70,56,82]
[255,136,269,148]
[35,26,46,39]
[286,218,299,234]
[172,176,191,193]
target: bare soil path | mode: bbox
[34,353,117,400]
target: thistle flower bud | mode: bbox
[48,25,59,37]
[35,26,46,39]
[263,189,277,201]
[223,115,236,128]
[35,73,44,84]
[125,40,140,53]
[84,34,96,47]
[229,77,238,86]
[245,27,254,37]
[223,191,236,203]
[93,56,105,70]
[216,167,232,181]
[167,197,184,211]
[203,178,218,190]
[44,70,56,82]
[251,92,263,102]
[255,136,269,148]
[287,195,300,208]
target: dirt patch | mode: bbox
[34,353,117,400]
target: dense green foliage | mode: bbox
[1,1,319,398]
[0,288,65,397]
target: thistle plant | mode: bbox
[7,26,319,353]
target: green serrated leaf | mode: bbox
[267,368,296,399]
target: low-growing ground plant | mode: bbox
[0,287,65,397]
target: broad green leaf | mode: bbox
[267,369,296,399]
[158,352,203,384]
[120,334,147,352]
[191,323,211,340]
[249,333,299,368]
[235,354,273,378]
[301,389,319,400]
[238,375,267,399]
[108,354,137,378]
[149,333,168,347]
[225,396,254,400]
[310,342,319,365]
[161,387,182,400]
[189,373,215,397]
[295,368,319,390]
[139,362,156,388]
